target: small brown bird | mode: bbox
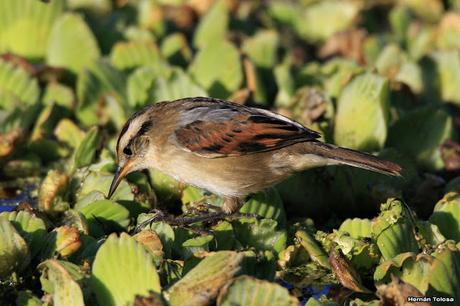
[109,97,401,216]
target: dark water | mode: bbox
[0,184,36,212]
[279,279,333,305]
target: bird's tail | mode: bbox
[304,142,402,176]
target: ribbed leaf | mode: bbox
[152,68,207,102]
[427,248,460,302]
[339,218,372,239]
[372,199,419,261]
[433,50,460,105]
[91,233,161,306]
[166,251,243,306]
[296,1,360,42]
[334,72,389,151]
[1,211,46,258]
[77,200,129,237]
[47,13,100,73]
[73,126,101,169]
[242,30,279,69]
[0,216,29,279]
[233,218,287,255]
[387,105,453,170]
[110,41,161,70]
[0,59,40,108]
[76,60,126,126]
[0,0,64,59]
[193,0,228,48]
[189,40,242,98]
[430,192,460,241]
[39,260,84,306]
[217,276,298,306]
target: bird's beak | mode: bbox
[108,160,134,198]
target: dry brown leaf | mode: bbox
[319,29,367,64]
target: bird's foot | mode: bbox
[135,209,263,232]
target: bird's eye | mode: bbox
[123,147,132,156]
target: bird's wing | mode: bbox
[173,98,320,158]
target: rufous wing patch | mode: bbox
[175,112,320,158]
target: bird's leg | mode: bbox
[135,197,262,231]
[183,196,221,215]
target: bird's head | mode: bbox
[108,107,154,198]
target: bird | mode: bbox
[108,97,401,220]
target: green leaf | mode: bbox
[73,126,101,169]
[110,41,161,70]
[233,218,287,255]
[148,169,184,203]
[433,50,460,105]
[193,0,229,48]
[405,0,444,23]
[0,59,40,108]
[372,199,420,261]
[43,83,75,108]
[296,229,331,269]
[1,211,47,258]
[76,171,133,202]
[189,40,242,98]
[0,0,64,59]
[47,13,100,73]
[166,251,243,306]
[38,260,84,306]
[374,252,433,293]
[240,188,287,227]
[152,68,207,101]
[334,72,389,151]
[339,218,372,239]
[161,33,192,65]
[387,105,453,170]
[16,291,43,306]
[430,192,460,241]
[76,60,126,126]
[295,1,360,42]
[77,200,130,237]
[127,65,172,107]
[0,216,29,279]
[427,248,460,302]
[242,30,279,69]
[182,235,214,259]
[217,275,298,306]
[91,233,161,306]
[54,118,85,149]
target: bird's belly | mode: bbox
[155,151,287,197]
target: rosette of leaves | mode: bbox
[374,243,460,302]
[371,199,420,261]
